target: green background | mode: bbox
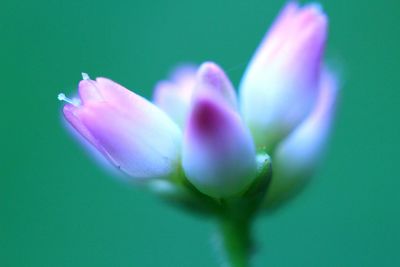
[1,0,399,266]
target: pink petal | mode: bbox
[193,62,238,110]
[78,79,103,104]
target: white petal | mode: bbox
[266,69,339,204]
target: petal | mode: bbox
[78,75,153,112]
[182,93,257,198]
[194,62,238,110]
[269,2,300,32]
[78,79,103,104]
[153,65,197,128]
[63,104,103,153]
[239,2,328,151]
[63,77,182,180]
[61,108,122,177]
[266,69,339,205]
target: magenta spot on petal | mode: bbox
[192,100,222,134]
[188,99,233,157]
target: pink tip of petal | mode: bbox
[197,62,225,87]
[195,62,238,109]
[78,79,103,104]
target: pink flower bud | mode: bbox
[61,74,182,180]
[239,2,328,150]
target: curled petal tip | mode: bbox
[82,72,90,80]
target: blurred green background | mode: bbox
[1,0,399,266]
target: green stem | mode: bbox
[216,217,252,267]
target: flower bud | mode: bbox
[182,92,257,198]
[61,74,182,180]
[239,2,328,150]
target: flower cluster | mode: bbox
[59,2,338,209]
